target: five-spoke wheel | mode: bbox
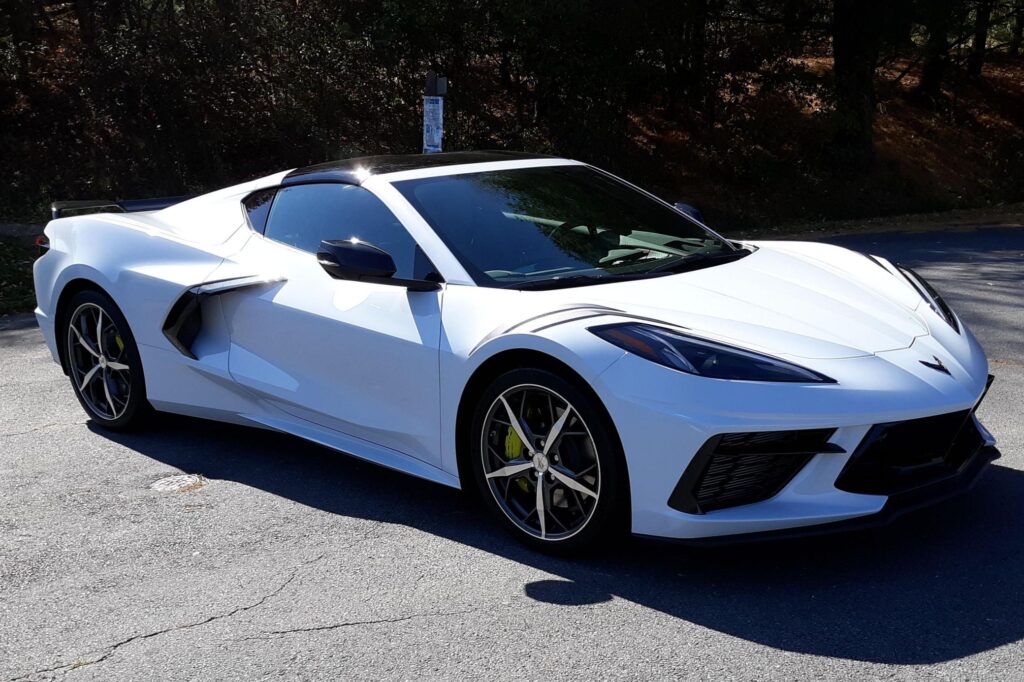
[63,290,148,429]
[471,368,626,551]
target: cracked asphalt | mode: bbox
[2,227,1022,681]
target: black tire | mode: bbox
[469,367,628,553]
[61,288,150,431]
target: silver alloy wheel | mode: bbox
[66,302,132,420]
[481,384,601,541]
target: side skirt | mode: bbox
[242,412,462,490]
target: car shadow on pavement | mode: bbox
[94,414,1024,666]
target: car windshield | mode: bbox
[393,165,740,289]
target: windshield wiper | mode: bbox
[641,248,750,276]
[501,273,646,291]
[498,248,751,290]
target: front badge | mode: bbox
[920,355,952,375]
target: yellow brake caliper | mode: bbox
[504,427,530,492]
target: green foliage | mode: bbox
[0,0,1021,225]
[0,237,36,315]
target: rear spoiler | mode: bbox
[50,195,193,220]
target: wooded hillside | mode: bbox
[2,1,1022,228]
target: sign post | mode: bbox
[423,71,447,154]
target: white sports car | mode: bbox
[33,151,998,551]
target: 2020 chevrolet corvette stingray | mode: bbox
[33,151,998,550]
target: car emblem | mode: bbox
[920,355,951,375]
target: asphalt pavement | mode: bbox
[1,227,1022,680]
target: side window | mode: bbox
[242,188,276,233]
[262,183,435,280]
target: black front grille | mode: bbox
[669,429,843,514]
[836,410,985,495]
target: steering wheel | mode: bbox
[546,220,597,239]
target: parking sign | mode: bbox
[423,96,444,154]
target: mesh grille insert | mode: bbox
[669,429,842,514]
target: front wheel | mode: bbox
[63,289,150,430]
[470,368,628,553]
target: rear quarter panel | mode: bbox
[34,213,250,357]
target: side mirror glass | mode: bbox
[316,239,441,292]
[674,202,706,224]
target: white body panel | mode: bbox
[33,157,995,540]
[218,233,444,467]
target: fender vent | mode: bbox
[668,429,844,514]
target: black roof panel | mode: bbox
[282,151,554,186]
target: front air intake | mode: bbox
[668,429,844,514]
[835,376,993,496]
[835,410,982,495]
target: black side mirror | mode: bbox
[318,239,396,279]
[674,202,706,224]
[316,239,441,291]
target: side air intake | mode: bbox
[162,275,285,359]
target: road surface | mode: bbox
[2,227,1022,680]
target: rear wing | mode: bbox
[50,195,193,220]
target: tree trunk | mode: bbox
[690,0,710,121]
[71,0,96,47]
[1010,2,1023,57]
[7,0,37,84]
[894,3,915,47]
[917,2,951,100]
[216,0,237,26]
[832,0,881,169]
[102,0,127,30]
[967,0,993,78]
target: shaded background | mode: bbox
[1,0,1023,229]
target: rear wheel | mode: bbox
[63,289,149,430]
[470,368,627,553]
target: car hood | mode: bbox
[540,242,930,360]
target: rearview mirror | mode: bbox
[674,202,706,224]
[316,239,441,292]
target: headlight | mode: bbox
[589,323,835,383]
[897,266,959,334]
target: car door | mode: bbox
[220,182,445,467]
